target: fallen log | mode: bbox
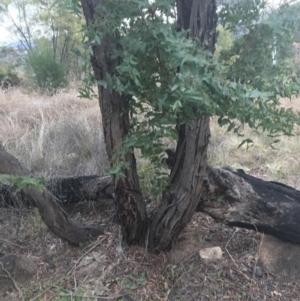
[0,144,105,246]
[0,175,114,207]
[2,161,300,244]
[199,166,300,243]
[47,175,114,204]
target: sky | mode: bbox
[0,5,18,45]
[0,27,14,45]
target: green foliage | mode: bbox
[164,264,182,284]
[138,161,169,199]
[0,46,22,87]
[274,0,300,42]
[218,0,298,82]
[33,0,86,80]
[122,271,147,289]
[214,25,235,61]
[54,288,94,301]
[0,174,45,193]
[25,47,68,95]
[0,62,21,88]
[71,0,300,197]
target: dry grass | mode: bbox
[208,97,300,189]
[0,87,109,177]
[1,87,300,188]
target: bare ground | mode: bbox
[1,201,300,301]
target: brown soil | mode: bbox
[1,201,300,301]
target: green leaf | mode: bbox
[97,80,107,89]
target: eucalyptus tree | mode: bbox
[0,0,84,78]
[1,0,299,251]
[75,0,300,250]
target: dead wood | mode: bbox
[2,150,300,244]
[199,166,300,243]
[0,143,105,246]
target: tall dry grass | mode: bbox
[0,87,109,177]
[1,87,300,189]
[208,97,300,189]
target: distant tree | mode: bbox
[33,0,85,79]
[0,0,85,80]
[25,46,68,95]
[0,45,21,88]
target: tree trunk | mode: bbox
[148,0,217,250]
[80,0,148,245]
[0,144,104,246]
[80,0,217,250]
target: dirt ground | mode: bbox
[1,198,300,301]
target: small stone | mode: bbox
[199,246,222,260]
[225,268,237,281]
[254,266,263,278]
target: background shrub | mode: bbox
[0,63,21,89]
[25,47,68,95]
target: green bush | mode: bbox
[0,63,21,88]
[25,48,68,95]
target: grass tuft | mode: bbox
[0,88,109,177]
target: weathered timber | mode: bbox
[47,175,114,204]
[0,144,105,245]
[199,166,300,244]
[0,175,114,207]
[2,164,300,244]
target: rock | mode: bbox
[199,246,222,260]
[0,255,37,292]
[253,266,263,278]
[259,235,300,282]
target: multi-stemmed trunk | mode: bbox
[80,0,217,250]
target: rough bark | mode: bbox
[148,0,217,250]
[80,0,148,245]
[1,175,114,207]
[2,165,300,244]
[79,0,218,250]
[0,144,104,245]
[200,166,300,244]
